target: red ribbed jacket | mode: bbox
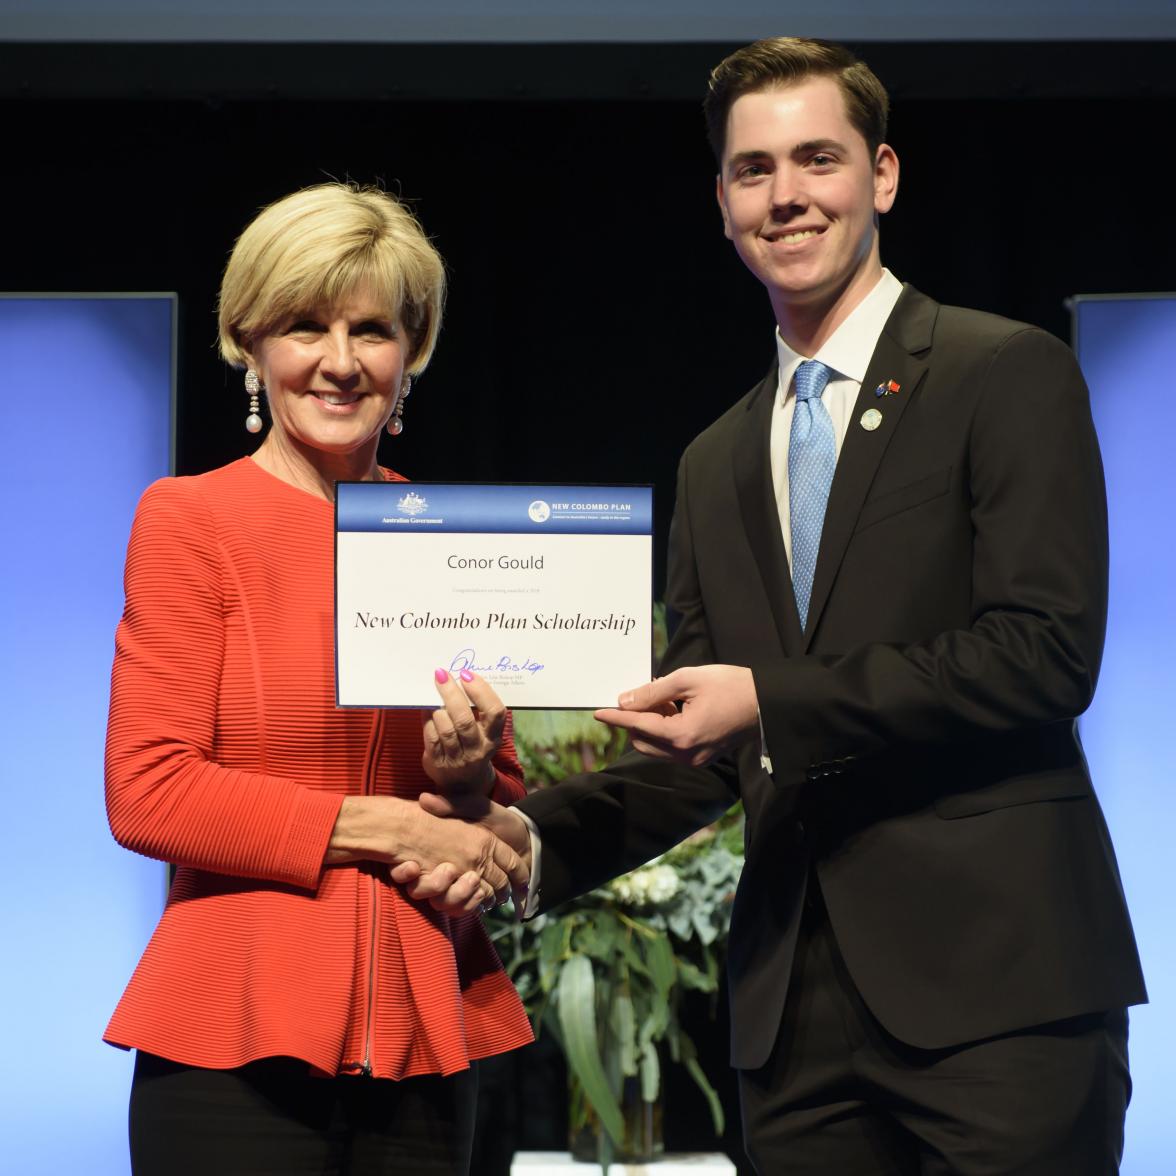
[104,458,533,1078]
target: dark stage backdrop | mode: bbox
[4,40,1174,596]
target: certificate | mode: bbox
[335,483,653,708]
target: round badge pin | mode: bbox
[860,408,883,431]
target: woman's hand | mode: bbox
[421,669,506,794]
[326,794,526,913]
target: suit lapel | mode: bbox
[802,287,936,651]
[732,369,804,655]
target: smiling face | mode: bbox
[716,76,898,344]
[246,289,407,474]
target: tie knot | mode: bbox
[794,360,831,404]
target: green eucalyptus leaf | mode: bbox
[648,996,670,1042]
[675,958,717,993]
[647,930,676,1000]
[556,955,624,1146]
[664,1018,682,1063]
[666,905,694,940]
[636,1003,657,1049]
[537,917,570,993]
[576,912,622,962]
[681,1032,725,1135]
[617,931,652,979]
[639,1039,661,1103]
[704,949,719,986]
[611,991,638,1077]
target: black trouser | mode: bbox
[739,882,1131,1175]
[129,1052,478,1176]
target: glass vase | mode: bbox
[569,1073,665,1164]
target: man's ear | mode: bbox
[873,144,899,215]
[716,174,733,241]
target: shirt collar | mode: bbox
[775,269,905,401]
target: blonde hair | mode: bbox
[217,183,446,374]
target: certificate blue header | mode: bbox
[336,482,653,535]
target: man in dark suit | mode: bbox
[414,37,1145,1174]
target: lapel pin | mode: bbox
[874,379,901,398]
[860,407,883,432]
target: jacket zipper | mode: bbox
[358,710,385,1077]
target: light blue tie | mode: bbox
[789,360,835,630]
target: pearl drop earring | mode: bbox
[387,375,412,436]
[244,370,263,434]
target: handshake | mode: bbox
[392,791,532,917]
[326,789,532,919]
[325,660,761,918]
[387,657,762,915]
[383,659,759,917]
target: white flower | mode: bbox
[643,865,681,903]
[609,863,681,907]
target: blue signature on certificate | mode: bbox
[450,648,546,676]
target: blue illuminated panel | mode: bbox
[1074,294,1176,1176]
[0,296,173,1175]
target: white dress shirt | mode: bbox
[771,269,904,566]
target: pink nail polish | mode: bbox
[435,668,449,684]
[459,669,474,683]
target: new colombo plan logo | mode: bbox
[397,491,428,517]
[528,500,551,523]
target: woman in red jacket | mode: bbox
[104,183,531,1175]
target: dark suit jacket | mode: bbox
[518,285,1147,1069]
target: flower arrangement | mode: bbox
[491,694,744,1169]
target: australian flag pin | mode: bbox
[874,379,901,398]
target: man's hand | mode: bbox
[389,792,532,916]
[594,664,759,766]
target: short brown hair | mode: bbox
[704,38,889,162]
[218,182,446,375]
